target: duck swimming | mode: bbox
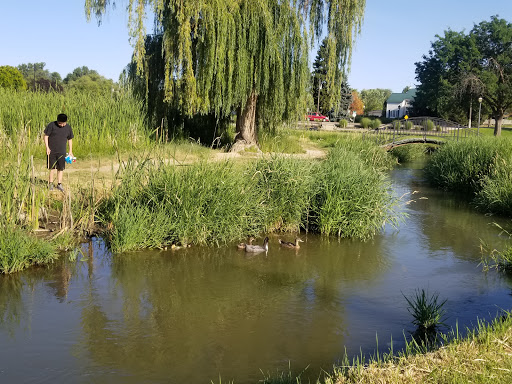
[278,238,303,249]
[245,237,269,253]
[237,236,255,250]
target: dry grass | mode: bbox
[332,315,512,384]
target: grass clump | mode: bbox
[252,155,317,232]
[370,118,381,129]
[403,289,447,333]
[481,224,512,272]
[425,136,512,215]
[99,138,400,252]
[360,117,372,129]
[424,137,511,195]
[311,145,400,240]
[475,154,512,215]
[0,225,57,274]
[422,119,435,131]
[99,158,264,252]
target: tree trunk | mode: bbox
[468,99,472,128]
[231,91,259,152]
[494,112,503,136]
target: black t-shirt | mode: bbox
[44,121,74,154]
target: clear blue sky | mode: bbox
[1,0,510,92]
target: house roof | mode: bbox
[386,89,416,104]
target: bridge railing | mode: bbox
[363,116,477,145]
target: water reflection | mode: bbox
[72,236,390,383]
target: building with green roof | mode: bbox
[385,89,416,118]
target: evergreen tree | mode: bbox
[338,79,353,119]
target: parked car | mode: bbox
[306,112,329,122]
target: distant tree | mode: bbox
[63,66,115,94]
[0,66,27,90]
[16,62,62,92]
[402,86,411,93]
[414,16,512,136]
[360,88,392,112]
[66,74,114,94]
[64,66,98,83]
[86,0,366,149]
[350,90,364,115]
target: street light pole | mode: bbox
[477,96,483,136]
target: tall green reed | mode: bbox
[100,141,400,252]
[424,137,511,194]
[0,224,57,274]
[475,154,512,215]
[311,145,400,240]
[0,88,149,158]
[252,155,317,232]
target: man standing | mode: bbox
[44,113,74,192]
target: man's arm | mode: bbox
[68,139,73,157]
[44,135,50,155]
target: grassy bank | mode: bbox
[260,311,512,384]
[425,136,512,215]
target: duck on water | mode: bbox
[245,237,269,253]
[237,236,255,250]
[278,238,303,249]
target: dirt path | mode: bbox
[37,145,327,192]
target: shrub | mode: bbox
[360,117,372,128]
[370,118,382,129]
[423,119,435,131]
[338,119,348,128]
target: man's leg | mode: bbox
[57,170,63,185]
[49,169,56,185]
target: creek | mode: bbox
[1,161,512,383]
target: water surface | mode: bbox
[1,162,512,383]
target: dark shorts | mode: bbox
[47,152,66,171]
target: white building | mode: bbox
[385,89,416,118]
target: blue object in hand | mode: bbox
[65,155,73,164]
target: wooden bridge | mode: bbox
[363,116,477,150]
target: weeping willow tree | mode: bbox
[85,0,366,149]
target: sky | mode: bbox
[1,0,511,93]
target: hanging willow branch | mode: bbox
[86,0,365,124]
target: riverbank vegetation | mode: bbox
[261,310,512,384]
[425,136,512,215]
[98,136,399,253]
[0,87,401,268]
